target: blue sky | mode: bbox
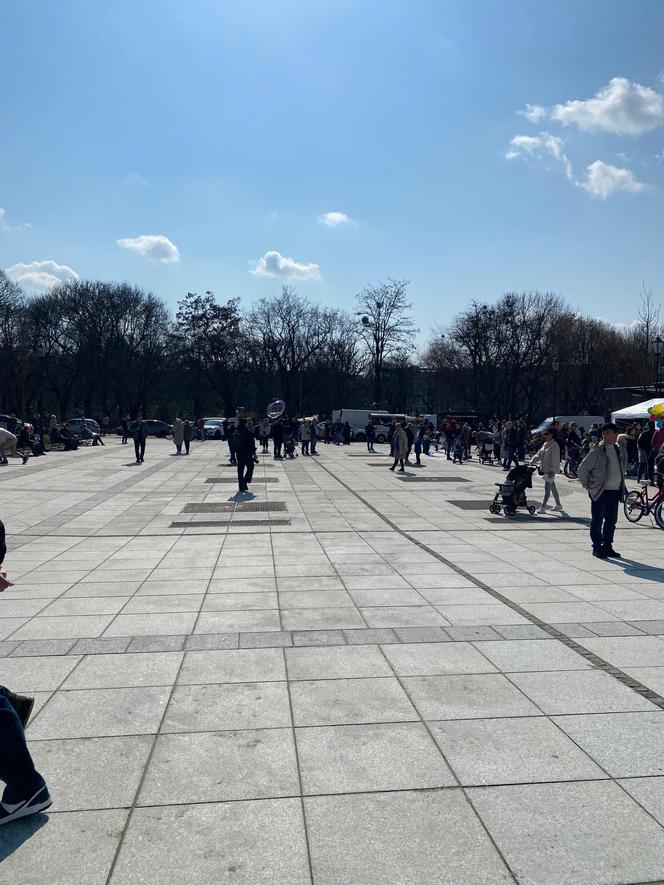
[1,0,663,335]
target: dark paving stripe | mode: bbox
[182,502,287,513]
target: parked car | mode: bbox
[0,414,22,432]
[204,418,226,439]
[66,418,101,435]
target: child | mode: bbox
[452,437,464,464]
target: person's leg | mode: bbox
[0,686,49,809]
[601,491,621,550]
[390,457,397,471]
[237,459,246,491]
[140,439,146,461]
[541,481,552,508]
[590,493,607,550]
[134,438,140,461]
[399,459,405,471]
[550,479,561,506]
[245,458,255,487]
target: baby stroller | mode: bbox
[283,432,297,459]
[489,464,537,517]
[477,431,495,465]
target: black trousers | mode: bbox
[134,437,146,461]
[184,440,190,454]
[237,456,254,491]
[590,489,621,550]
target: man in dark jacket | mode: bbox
[130,416,147,463]
[235,418,257,493]
[365,421,376,452]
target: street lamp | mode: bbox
[655,336,663,396]
[358,301,384,406]
[552,356,560,418]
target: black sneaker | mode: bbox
[21,455,28,465]
[8,692,34,727]
[0,784,51,825]
[592,548,608,559]
[603,547,621,558]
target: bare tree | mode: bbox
[355,279,417,407]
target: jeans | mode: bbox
[590,489,621,550]
[542,478,561,507]
[0,687,45,804]
[237,456,254,491]
[504,446,519,470]
[310,438,317,454]
[133,437,146,461]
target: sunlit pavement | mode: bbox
[2,438,664,883]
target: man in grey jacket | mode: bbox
[577,422,627,559]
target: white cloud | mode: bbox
[250,250,320,281]
[318,211,353,227]
[579,160,647,198]
[551,77,664,136]
[117,234,180,263]
[506,131,573,180]
[6,259,79,291]
[518,103,546,122]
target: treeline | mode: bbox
[0,270,660,422]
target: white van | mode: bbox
[332,409,404,442]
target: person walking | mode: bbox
[300,419,311,455]
[502,420,519,470]
[120,415,129,444]
[342,421,352,445]
[172,417,184,455]
[235,417,257,493]
[310,417,319,455]
[259,417,271,453]
[529,427,563,514]
[577,422,627,559]
[130,415,147,463]
[183,419,193,455]
[226,421,237,465]
[365,420,376,452]
[389,421,409,472]
[271,420,282,459]
[637,421,655,483]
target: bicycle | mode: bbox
[623,480,664,528]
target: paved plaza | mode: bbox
[2,438,664,884]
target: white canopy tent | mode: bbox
[611,398,664,422]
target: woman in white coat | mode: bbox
[529,427,563,513]
[389,422,409,473]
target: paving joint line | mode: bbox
[311,456,664,712]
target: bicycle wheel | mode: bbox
[564,459,578,479]
[654,500,664,531]
[623,490,645,523]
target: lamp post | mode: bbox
[359,300,383,407]
[655,336,663,397]
[552,356,559,418]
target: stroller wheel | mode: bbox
[504,506,516,517]
[489,503,501,514]
[528,505,537,515]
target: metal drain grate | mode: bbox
[447,500,492,510]
[170,519,291,528]
[397,476,471,483]
[182,501,287,513]
[205,477,279,483]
